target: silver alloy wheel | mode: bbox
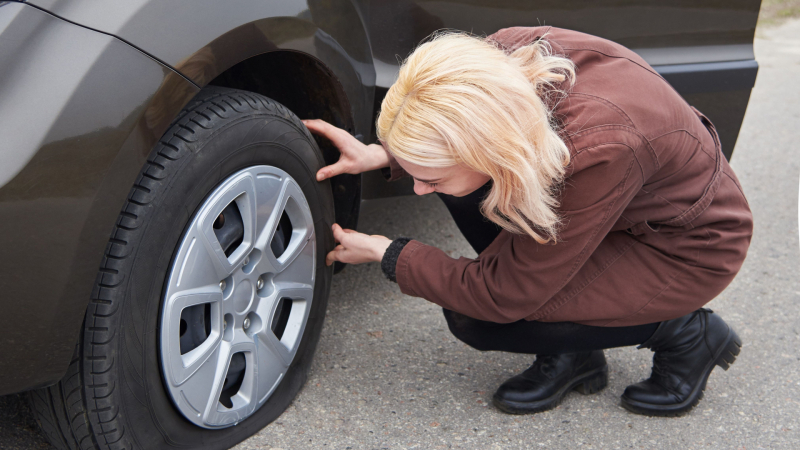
[160,166,316,429]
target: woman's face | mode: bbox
[394,157,491,197]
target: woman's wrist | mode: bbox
[372,236,393,262]
[365,143,391,171]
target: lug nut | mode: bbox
[243,317,251,330]
[223,319,228,330]
[219,280,227,291]
[244,256,250,266]
[257,277,264,290]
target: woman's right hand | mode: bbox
[302,119,391,181]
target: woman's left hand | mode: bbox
[326,224,393,266]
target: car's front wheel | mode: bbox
[28,87,335,449]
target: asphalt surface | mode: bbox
[2,19,799,450]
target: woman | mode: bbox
[302,26,753,417]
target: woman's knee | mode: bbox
[442,309,496,351]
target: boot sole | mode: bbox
[492,364,608,415]
[620,327,742,417]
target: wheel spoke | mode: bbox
[168,227,231,293]
[202,340,259,427]
[255,283,313,363]
[193,171,259,278]
[253,177,314,274]
[251,170,288,243]
[162,287,222,387]
[253,176,291,249]
[172,340,230,423]
[254,332,290,405]
[276,227,314,273]
[272,231,315,286]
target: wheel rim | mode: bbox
[160,166,316,429]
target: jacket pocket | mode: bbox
[626,221,661,236]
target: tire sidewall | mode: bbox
[109,100,333,449]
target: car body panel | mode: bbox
[0,3,200,394]
[25,0,376,143]
[364,0,759,86]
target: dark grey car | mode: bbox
[0,1,761,448]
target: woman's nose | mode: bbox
[413,180,435,196]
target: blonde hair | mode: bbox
[376,31,575,244]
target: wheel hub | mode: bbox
[232,278,254,314]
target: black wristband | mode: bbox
[381,237,412,283]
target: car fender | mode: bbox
[0,3,202,394]
[26,0,376,140]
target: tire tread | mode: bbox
[27,344,98,450]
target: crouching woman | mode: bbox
[303,26,753,416]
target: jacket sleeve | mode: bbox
[394,143,644,323]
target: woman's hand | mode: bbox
[326,224,392,266]
[302,119,390,181]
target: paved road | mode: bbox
[2,19,799,450]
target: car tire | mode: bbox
[28,86,335,449]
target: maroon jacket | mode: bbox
[382,26,753,327]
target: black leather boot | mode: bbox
[621,308,742,416]
[492,351,608,414]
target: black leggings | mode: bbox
[435,181,658,355]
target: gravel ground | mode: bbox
[2,18,799,450]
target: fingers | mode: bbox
[328,224,365,266]
[303,119,354,181]
[328,224,346,266]
[316,160,348,181]
[326,245,344,266]
[328,224,390,266]
[332,223,343,243]
[302,119,342,142]
[331,223,354,243]
[300,118,326,133]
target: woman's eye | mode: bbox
[426,182,438,187]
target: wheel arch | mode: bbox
[208,49,364,261]
[167,12,372,273]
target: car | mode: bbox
[0,1,761,449]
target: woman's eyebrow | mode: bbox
[414,176,442,183]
